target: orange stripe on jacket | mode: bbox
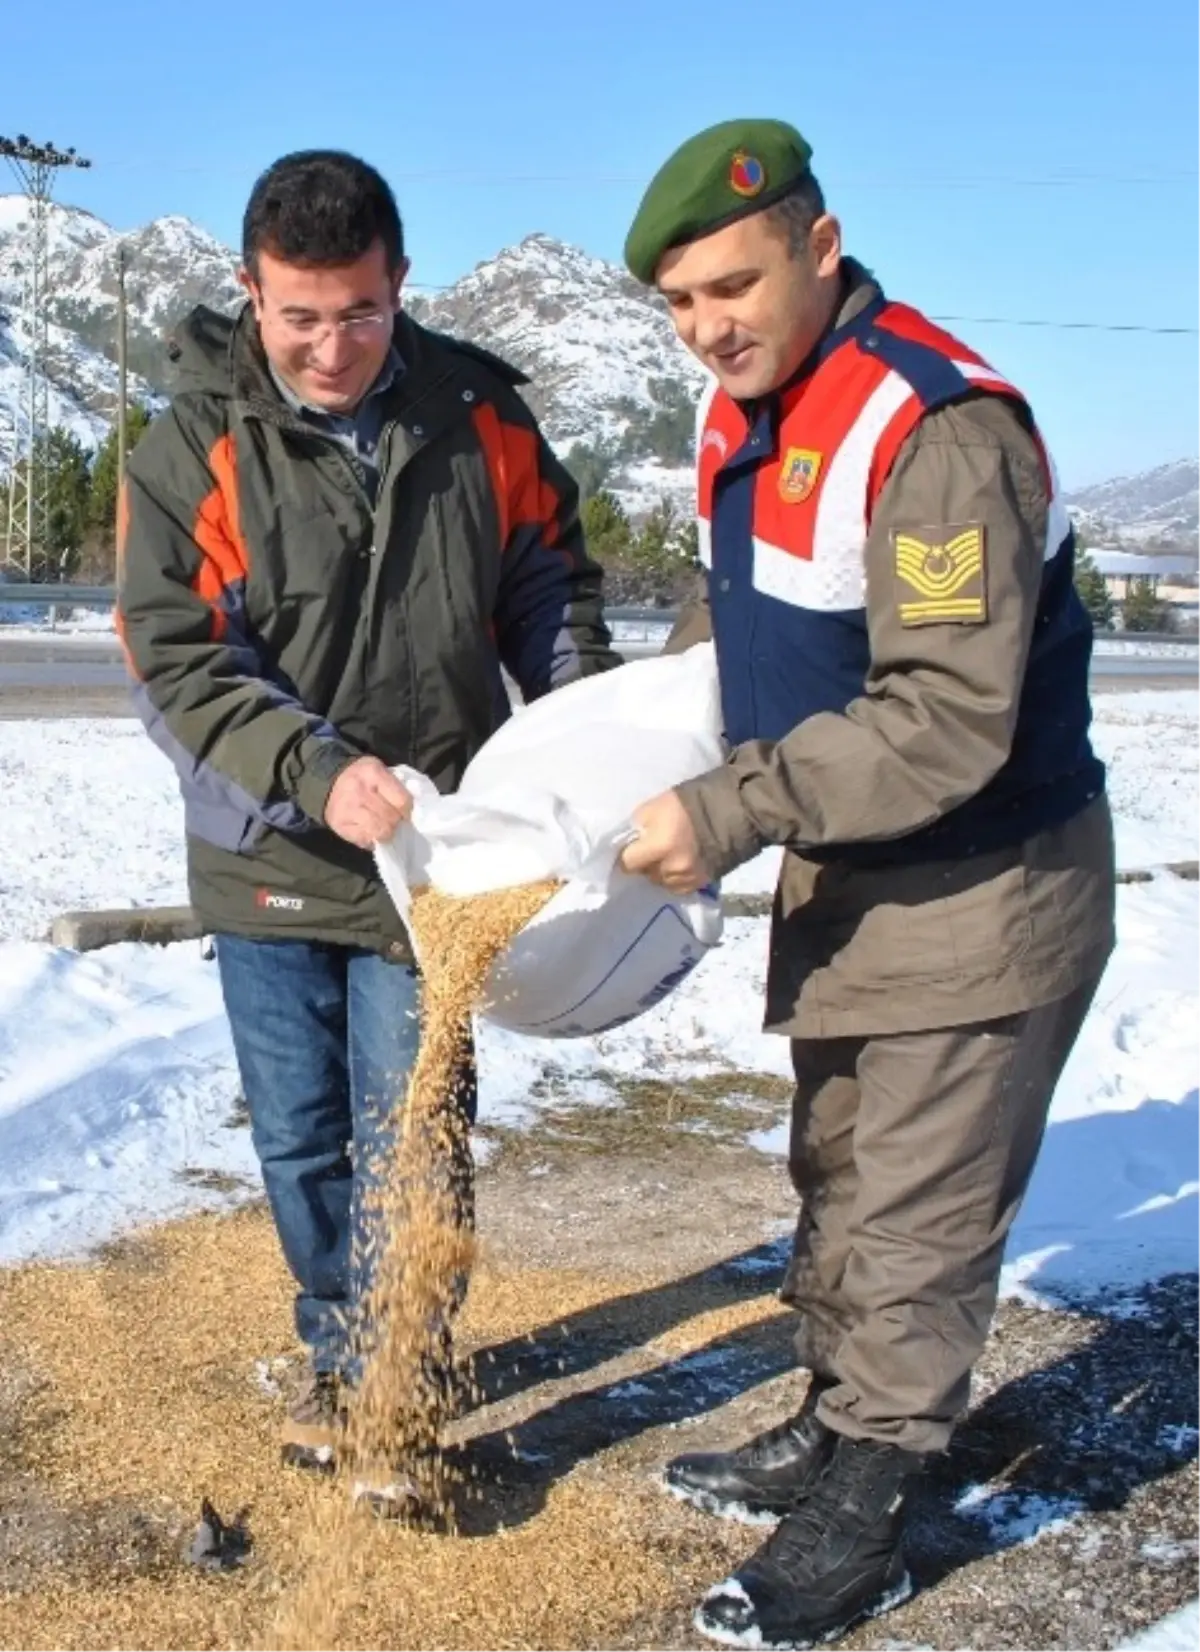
[192,432,250,638]
[113,480,139,677]
[116,478,131,570]
[472,404,562,552]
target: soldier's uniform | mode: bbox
[624,117,1116,1648]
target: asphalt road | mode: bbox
[0,632,1194,719]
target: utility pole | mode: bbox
[0,135,92,580]
[116,240,128,508]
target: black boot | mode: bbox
[694,1432,922,1648]
[663,1379,836,1525]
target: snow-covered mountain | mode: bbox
[0,202,701,514]
[406,233,704,512]
[1065,459,1199,550]
[0,197,240,461]
[1,197,1196,541]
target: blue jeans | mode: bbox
[214,936,477,1375]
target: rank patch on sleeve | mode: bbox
[893,524,987,626]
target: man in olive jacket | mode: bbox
[117,149,619,1479]
[621,120,1115,1649]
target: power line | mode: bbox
[2,156,1192,339]
[404,283,1195,333]
[929,314,1197,335]
[89,160,1199,185]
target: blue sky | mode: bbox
[5,0,1196,487]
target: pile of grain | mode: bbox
[1,1203,775,1651]
[270,880,558,1648]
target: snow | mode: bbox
[1067,458,1199,548]
[406,231,706,511]
[0,316,112,458]
[0,605,116,633]
[1116,1602,1200,1651]
[615,457,695,522]
[1089,691,1199,865]
[0,193,235,467]
[998,872,1199,1301]
[0,940,253,1260]
[0,691,1196,1298]
[743,871,1199,1304]
[0,721,187,940]
[953,1482,1083,1548]
[717,691,1199,889]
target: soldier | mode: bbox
[620,119,1115,1648]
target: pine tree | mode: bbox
[672,517,700,566]
[564,440,617,503]
[7,427,94,580]
[1073,550,1114,630]
[632,496,679,572]
[581,489,633,562]
[1121,577,1172,634]
[89,404,152,536]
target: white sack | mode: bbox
[375,645,725,1037]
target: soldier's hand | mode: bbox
[324,757,413,849]
[620,790,707,894]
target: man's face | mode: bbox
[240,239,406,412]
[656,209,842,399]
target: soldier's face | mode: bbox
[240,241,406,413]
[657,210,842,400]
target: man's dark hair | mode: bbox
[764,173,828,258]
[242,150,404,277]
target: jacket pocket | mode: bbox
[778,847,1034,991]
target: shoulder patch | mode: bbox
[893,523,987,626]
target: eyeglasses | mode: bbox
[265,305,393,343]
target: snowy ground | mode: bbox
[1118,1602,1200,1651]
[1,689,1195,1284]
[0,689,1195,1645]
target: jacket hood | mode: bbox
[165,303,243,397]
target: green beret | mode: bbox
[624,119,813,284]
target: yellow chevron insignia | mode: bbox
[893,525,987,626]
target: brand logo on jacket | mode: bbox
[255,888,306,911]
[778,447,822,503]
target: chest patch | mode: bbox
[778,447,822,503]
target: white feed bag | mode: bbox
[375,645,725,1038]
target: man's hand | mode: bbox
[619,789,708,894]
[324,757,413,849]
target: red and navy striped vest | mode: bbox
[696,292,1103,863]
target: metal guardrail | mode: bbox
[604,608,1197,652]
[1,589,1196,653]
[0,595,676,632]
[603,606,679,623]
[0,590,688,618]
[1093,637,1199,658]
[0,584,116,607]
